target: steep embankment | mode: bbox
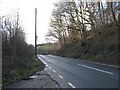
[56,31,119,66]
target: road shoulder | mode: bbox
[5,70,60,88]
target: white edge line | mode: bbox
[44,62,46,64]
[53,70,56,73]
[80,60,119,68]
[78,64,81,66]
[68,83,76,88]
[59,75,63,78]
[38,54,119,69]
[81,64,113,75]
[46,64,48,66]
[107,64,119,68]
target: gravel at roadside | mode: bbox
[5,70,60,88]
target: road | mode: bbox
[38,54,119,88]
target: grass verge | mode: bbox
[2,56,45,88]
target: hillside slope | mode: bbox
[56,31,119,66]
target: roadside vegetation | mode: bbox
[1,12,45,87]
[37,43,59,55]
[44,1,119,66]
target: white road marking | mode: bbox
[49,67,51,69]
[53,70,56,73]
[44,62,46,64]
[98,63,106,65]
[80,64,113,75]
[78,64,81,66]
[68,83,76,88]
[79,60,119,68]
[107,64,119,68]
[59,75,63,78]
[46,64,48,66]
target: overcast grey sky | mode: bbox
[0,0,58,45]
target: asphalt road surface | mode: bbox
[38,54,119,88]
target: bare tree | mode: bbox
[0,12,35,59]
[47,1,119,47]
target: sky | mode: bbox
[0,0,58,45]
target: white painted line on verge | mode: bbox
[68,83,76,88]
[53,70,56,73]
[81,64,113,75]
[59,75,63,78]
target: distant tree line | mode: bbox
[46,1,120,47]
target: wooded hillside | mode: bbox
[46,1,119,66]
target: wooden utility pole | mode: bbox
[35,8,37,60]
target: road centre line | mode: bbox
[68,83,76,88]
[78,64,81,66]
[78,64,113,75]
[53,70,56,73]
[59,75,63,78]
[49,67,52,69]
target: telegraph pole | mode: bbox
[35,8,37,60]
